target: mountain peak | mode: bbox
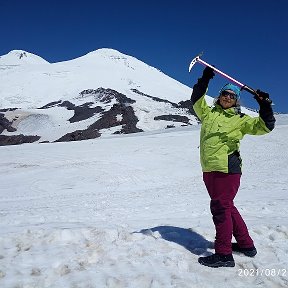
[87,48,125,57]
[63,48,149,72]
[79,48,131,62]
[0,50,49,65]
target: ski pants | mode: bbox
[203,172,254,255]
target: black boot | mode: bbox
[232,243,257,257]
[198,253,235,268]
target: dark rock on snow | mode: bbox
[1,87,196,145]
[0,134,40,146]
[0,113,17,134]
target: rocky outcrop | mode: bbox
[55,100,143,143]
[0,108,18,112]
[0,113,17,134]
[80,88,136,105]
[154,114,190,124]
[39,100,103,123]
[39,100,62,109]
[89,103,143,134]
[131,89,178,107]
[0,134,40,146]
[59,101,104,123]
[55,129,101,143]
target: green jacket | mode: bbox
[193,93,274,173]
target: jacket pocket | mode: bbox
[228,151,242,174]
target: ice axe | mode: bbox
[189,52,272,104]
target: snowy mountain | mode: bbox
[0,49,255,145]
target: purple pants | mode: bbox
[203,172,254,255]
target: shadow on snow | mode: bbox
[136,226,214,255]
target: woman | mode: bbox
[191,67,275,268]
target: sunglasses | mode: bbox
[220,90,237,100]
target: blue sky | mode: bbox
[1,0,287,113]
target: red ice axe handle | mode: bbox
[189,53,272,104]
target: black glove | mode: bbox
[201,66,215,81]
[254,89,272,106]
[254,89,275,131]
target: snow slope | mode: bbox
[0,115,287,287]
[0,49,190,109]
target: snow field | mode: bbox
[0,116,287,287]
[0,224,287,288]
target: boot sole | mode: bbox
[233,250,257,257]
[198,259,235,268]
[232,243,257,257]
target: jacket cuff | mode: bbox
[191,78,209,105]
[259,104,276,131]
